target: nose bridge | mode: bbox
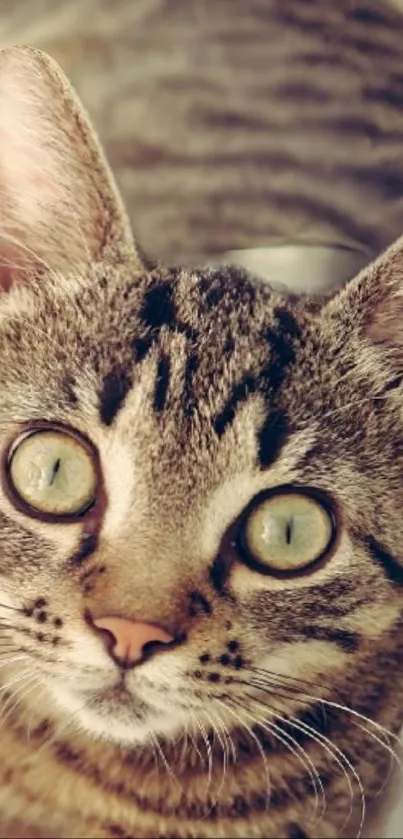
[90,528,196,632]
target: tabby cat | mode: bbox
[0,5,403,839]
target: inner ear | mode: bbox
[0,45,139,289]
[324,234,403,361]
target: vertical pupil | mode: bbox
[285,517,294,545]
[49,457,61,486]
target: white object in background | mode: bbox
[220,244,371,294]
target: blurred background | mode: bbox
[2,0,403,272]
[3,0,276,264]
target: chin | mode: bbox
[73,702,155,746]
[45,678,191,747]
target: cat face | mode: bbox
[0,46,402,749]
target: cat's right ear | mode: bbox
[325,235,403,364]
[0,46,143,291]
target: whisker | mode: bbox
[0,603,24,614]
[288,714,364,835]
[150,732,185,795]
[192,713,213,793]
[212,704,237,766]
[214,696,272,812]
[339,714,402,804]
[0,654,31,668]
[179,721,190,763]
[250,666,333,701]
[0,675,39,728]
[250,667,402,752]
[201,708,228,807]
[225,693,325,823]
[319,696,401,748]
[183,715,205,768]
[0,667,37,696]
[246,682,365,835]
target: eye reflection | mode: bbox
[241,489,334,574]
[7,428,98,519]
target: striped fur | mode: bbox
[0,241,401,836]
[0,9,403,838]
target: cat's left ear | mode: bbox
[325,236,403,360]
[0,46,141,290]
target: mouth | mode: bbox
[85,680,150,719]
[44,658,194,745]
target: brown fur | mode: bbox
[0,35,402,839]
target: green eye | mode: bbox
[242,490,334,574]
[7,429,97,519]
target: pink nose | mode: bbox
[93,616,174,667]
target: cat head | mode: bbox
[0,46,402,747]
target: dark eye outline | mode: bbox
[2,421,103,524]
[236,484,339,578]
